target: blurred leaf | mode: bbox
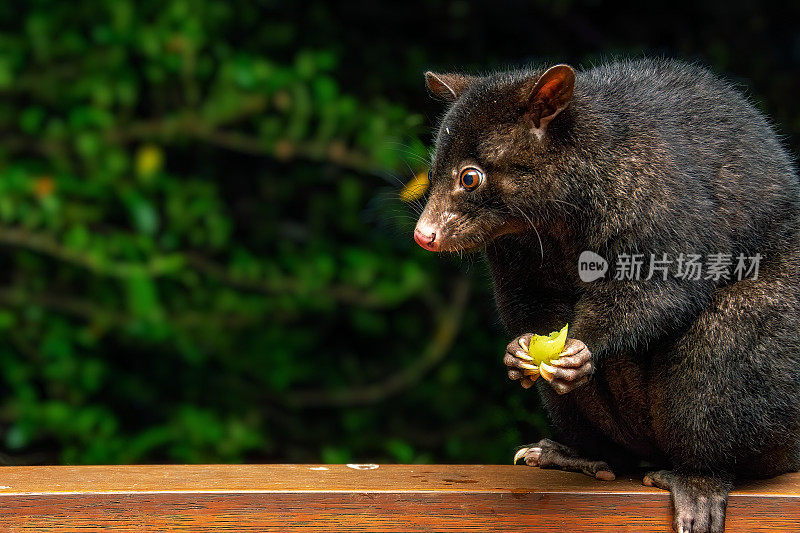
[400,170,429,202]
[123,191,160,235]
[135,144,164,179]
[125,274,162,320]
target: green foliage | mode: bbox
[3,0,793,466]
[0,0,539,465]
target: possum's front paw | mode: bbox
[504,333,539,389]
[504,336,593,394]
[540,338,593,394]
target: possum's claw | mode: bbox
[505,333,540,389]
[513,446,536,464]
[513,439,615,480]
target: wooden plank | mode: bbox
[0,465,795,531]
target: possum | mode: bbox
[414,58,800,533]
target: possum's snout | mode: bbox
[414,197,453,252]
[414,202,461,252]
[413,222,441,251]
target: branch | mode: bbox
[3,96,383,176]
[0,286,265,328]
[0,226,178,278]
[185,253,401,309]
[0,226,410,309]
[284,276,471,408]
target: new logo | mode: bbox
[578,251,608,282]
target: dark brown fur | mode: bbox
[417,59,800,533]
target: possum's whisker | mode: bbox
[399,160,429,214]
[385,144,431,166]
[513,205,544,265]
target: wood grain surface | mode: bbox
[0,464,796,532]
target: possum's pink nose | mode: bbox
[414,227,440,252]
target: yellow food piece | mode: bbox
[528,323,569,367]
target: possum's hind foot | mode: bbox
[513,438,615,481]
[643,470,732,533]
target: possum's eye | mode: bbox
[459,167,484,191]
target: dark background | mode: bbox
[0,0,797,465]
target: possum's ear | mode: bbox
[522,64,575,135]
[425,72,474,102]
